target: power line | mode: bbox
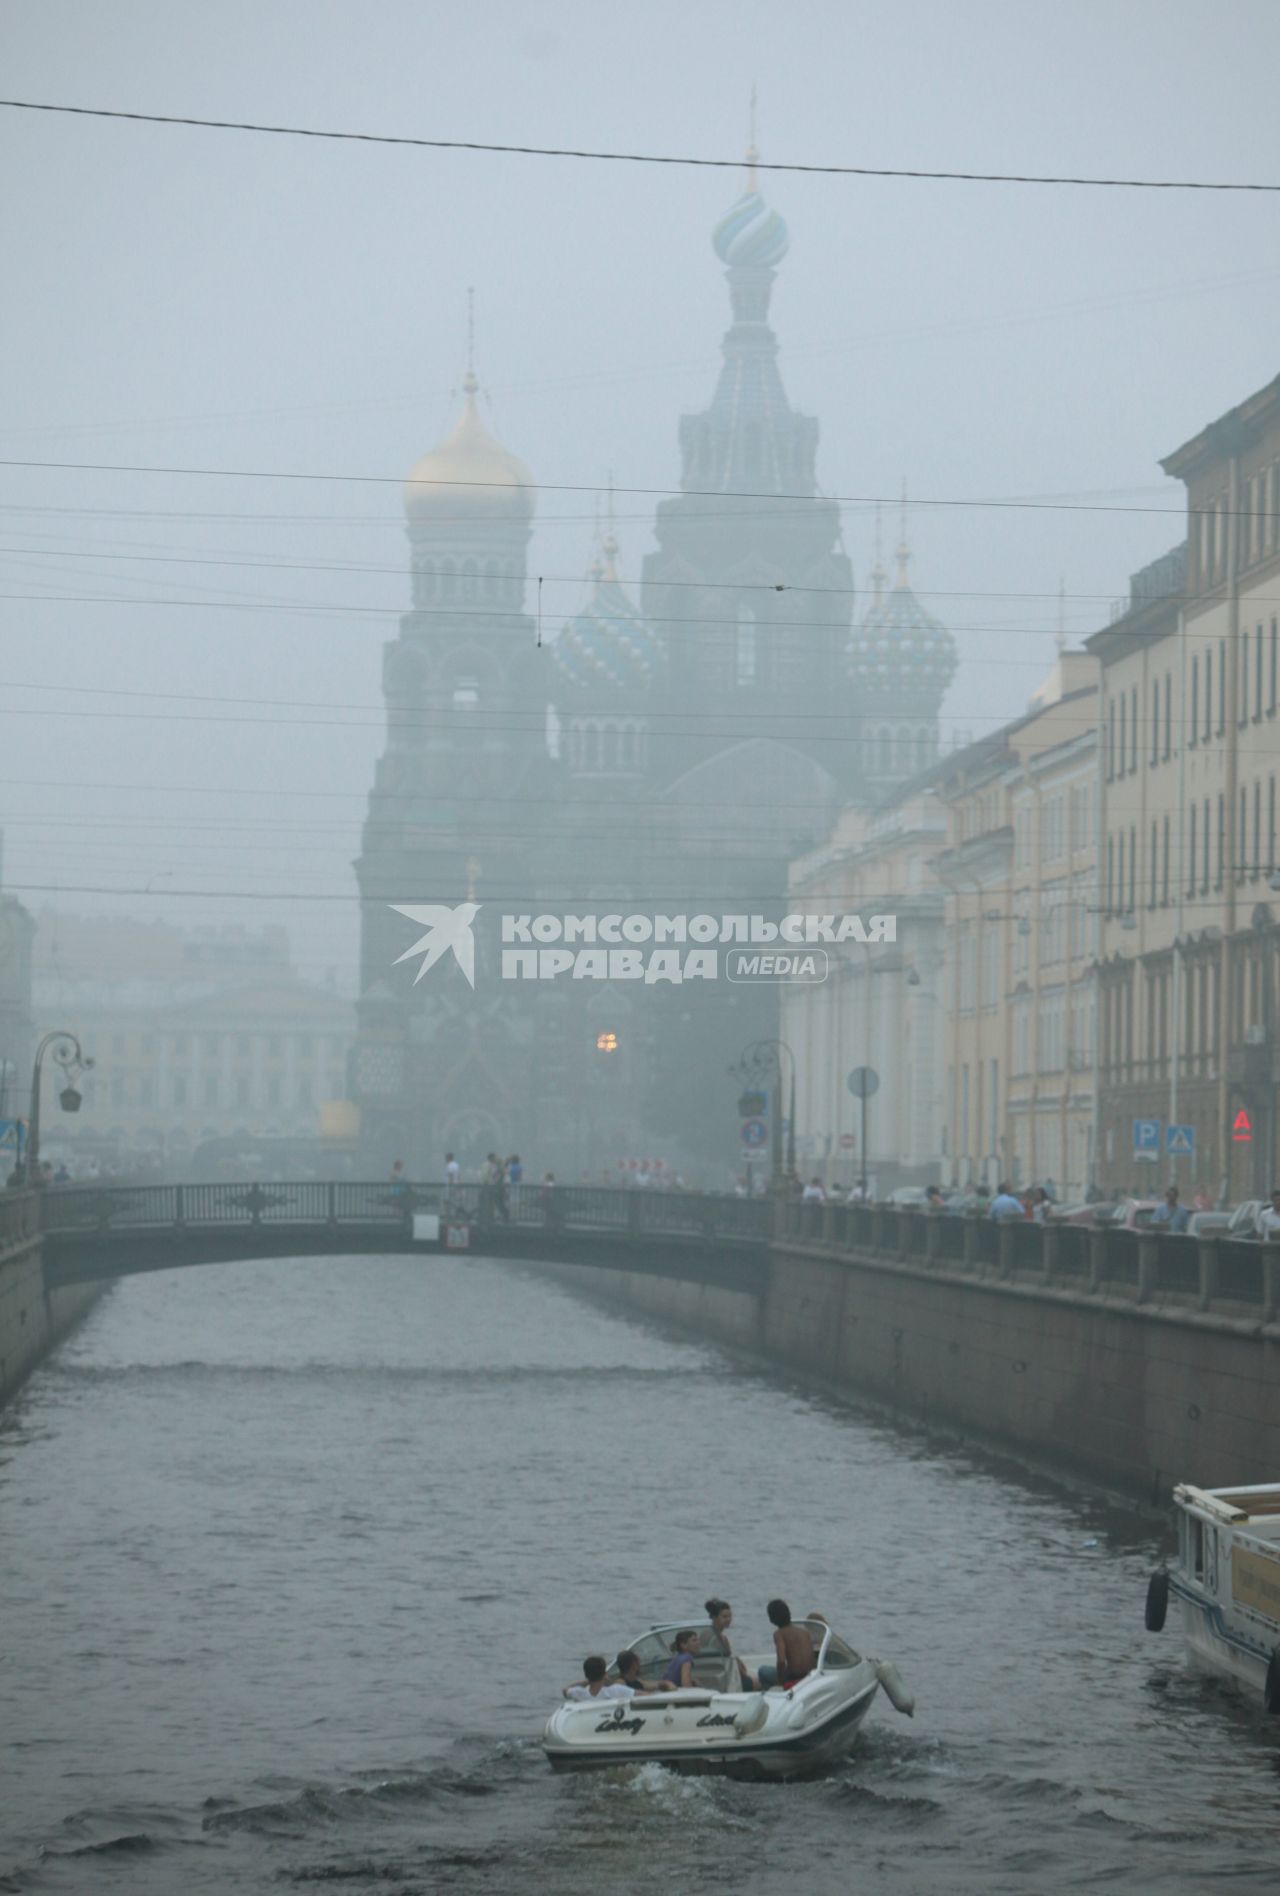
[0,454,1250,521]
[2,98,1277,194]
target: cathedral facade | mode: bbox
[352,169,956,1181]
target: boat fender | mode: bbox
[1144,1570,1169,1633]
[1265,1651,1280,1717]
[733,1695,770,1738]
[874,1661,915,1717]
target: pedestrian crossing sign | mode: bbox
[1165,1124,1195,1157]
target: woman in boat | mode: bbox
[658,1630,700,1689]
[705,1597,754,1690]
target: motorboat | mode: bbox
[1144,1481,1280,1712]
[541,1617,913,1778]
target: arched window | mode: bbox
[878,727,892,775]
[419,560,437,599]
[483,559,499,597]
[442,558,457,598]
[452,677,479,712]
[461,558,479,596]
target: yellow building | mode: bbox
[1089,372,1280,1198]
[933,656,1100,1196]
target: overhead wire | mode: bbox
[2,98,1277,193]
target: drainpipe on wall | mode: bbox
[1218,452,1241,1198]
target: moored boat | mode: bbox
[1144,1481,1280,1711]
[542,1617,912,1778]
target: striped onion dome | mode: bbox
[712,186,789,271]
[553,537,661,692]
[847,544,958,699]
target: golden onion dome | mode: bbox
[404,373,534,522]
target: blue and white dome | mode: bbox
[847,545,958,702]
[712,188,789,271]
[553,538,662,693]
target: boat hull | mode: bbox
[542,1669,881,1779]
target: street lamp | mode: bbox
[733,1039,797,1185]
[26,1031,93,1185]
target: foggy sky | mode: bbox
[2,0,1277,992]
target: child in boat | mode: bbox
[563,1655,633,1701]
[705,1597,755,1690]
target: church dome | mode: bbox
[554,537,661,692]
[404,373,534,523]
[712,185,790,271]
[847,544,958,702]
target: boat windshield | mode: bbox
[620,1624,732,1690]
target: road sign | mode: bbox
[1232,1108,1253,1144]
[1133,1118,1161,1161]
[847,1066,880,1099]
[1165,1124,1195,1157]
[839,1133,856,1149]
[0,1119,26,1152]
[738,1089,767,1120]
[741,1117,769,1150]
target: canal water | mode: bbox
[2,1255,1277,1894]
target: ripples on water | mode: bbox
[1,1254,1278,1893]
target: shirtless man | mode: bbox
[765,1599,815,1689]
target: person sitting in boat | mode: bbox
[657,1629,700,1689]
[705,1597,754,1690]
[614,1649,659,1697]
[562,1655,634,1701]
[757,1600,816,1690]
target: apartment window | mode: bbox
[1256,625,1265,722]
[1239,788,1248,883]
[1116,831,1124,914]
[1106,835,1115,914]
[960,1066,970,1154]
[1268,775,1277,872]
[1240,629,1250,726]
[1270,619,1278,716]
[735,607,757,687]
[1128,824,1136,912]
[1162,814,1170,907]
[1216,793,1225,890]
[1188,803,1197,897]
[1203,797,1211,895]
[1218,640,1226,734]
[1190,656,1199,746]
[1150,679,1160,766]
[1253,781,1262,877]
[1107,699,1116,780]
[1204,650,1213,742]
[989,1060,998,1137]
[1130,685,1138,772]
[1117,695,1126,778]
[1149,820,1158,908]
[1164,671,1172,759]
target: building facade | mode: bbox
[1090,372,1280,1199]
[932,656,1099,1197]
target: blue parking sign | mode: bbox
[1133,1118,1161,1161]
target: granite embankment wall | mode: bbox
[531,1221,1280,1500]
[0,1195,104,1405]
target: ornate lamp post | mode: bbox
[26,1031,93,1185]
[733,1039,797,1186]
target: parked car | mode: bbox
[1225,1200,1266,1239]
[1186,1210,1231,1239]
[1049,1202,1117,1227]
[1101,1198,1162,1230]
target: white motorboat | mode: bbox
[1144,1481,1280,1712]
[541,1617,913,1778]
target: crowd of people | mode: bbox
[561,1597,823,1702]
